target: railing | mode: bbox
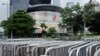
[0,38,100,56]
[94,48,100,56]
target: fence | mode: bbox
[0,38,100,56]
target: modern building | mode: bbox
[0,0,89,22]
[29,0,51,5]
[0,0,29,23]
[0,0,10,23]
[0,0,62,33]
[1,0,100,33]
[27,0,62,33]
[10,0,29,14]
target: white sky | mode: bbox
[97,0,100,2]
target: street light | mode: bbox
[79,7,87,38]
[81,12,86,38]
[83,19,86,38]
[73,10,86,38]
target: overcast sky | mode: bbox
[97,0,100,2]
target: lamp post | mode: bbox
[7,2,13,39]
[83,19,86,38]
[80,7,87,38]
[81,12,86,38]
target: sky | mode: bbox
[97,0,100,2]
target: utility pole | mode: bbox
[83,20,86,38]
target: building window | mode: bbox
[10,0,20,4]
[29,0,51,5]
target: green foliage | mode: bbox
[40,23,47,30]
[48,27,56,33]
[40,23,48,37]
[48,27,56,38]
[59,3,95,36]
[60,3,83,36]
[1,10,36,38]
[88,12,100,34]
[82,3,95,22]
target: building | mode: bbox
[0,0,62,33]
[29,0,51,5]
[27,0,62,33]
[0,0,10,23]
[0,0,29,23]
[10,0,29,14]
[1,0,100,33]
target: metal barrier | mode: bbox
[76,42,96,56]
[84,36,100,41]
[96,46,100,51]
[68,42,89,53]
[69,42,90,56]
[69,47,78,56]
[94,48,100,56]
[15,41,70,56]
[89,42,100,56]
[41,41,83,56]
[0,38,100,56]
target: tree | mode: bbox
[40,23,47,31]
[60,3,83,36]
[60,3,95,36]
[1,10,36,38]
[81,3,95,38]
[48,27,56,38]
[40,23,47,37]
[82,3,95,22]
[88,12,100,34]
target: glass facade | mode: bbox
[10,0,29,14]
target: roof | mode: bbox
[27,4,62,12]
